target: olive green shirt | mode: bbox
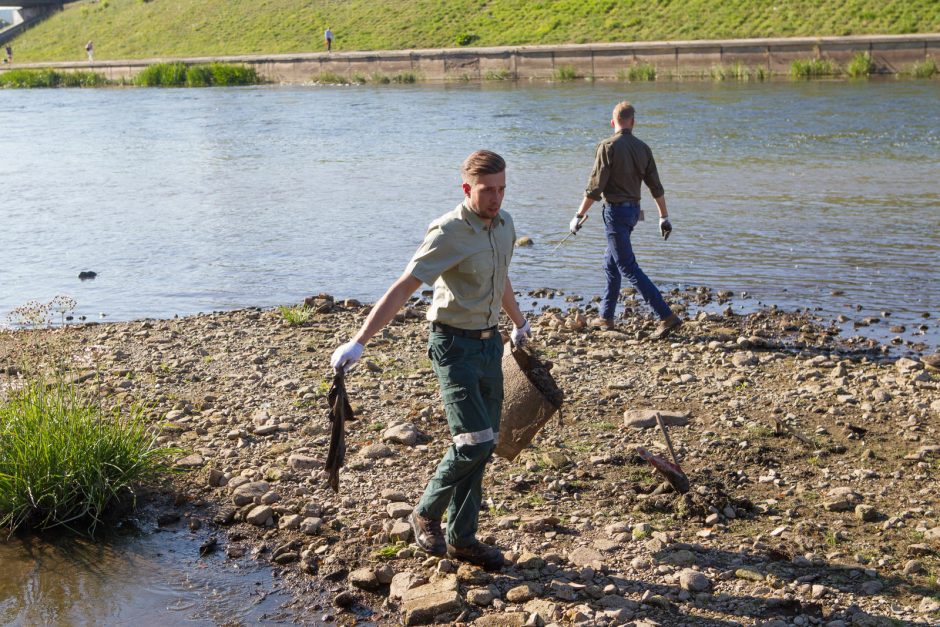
[585,129,665,204]
[405,202,515,329]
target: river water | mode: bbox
[1,80,939,348]
[0,78,938,620]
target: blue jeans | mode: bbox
[600,202,672,321]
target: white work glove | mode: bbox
[569,214,585,234]
[330,340,364,372]
[659,217,672,240]
[510,320,531,348]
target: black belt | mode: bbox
[431,322,497,340]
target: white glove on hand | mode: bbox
[510,320,531,348]
[330,341,364,372]
[569,214,584,234]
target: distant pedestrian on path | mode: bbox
[4,45,12,64]
[324,27,333,52]
[85,40,94,62]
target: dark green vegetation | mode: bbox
[0,378,173,534]
[133,62,260,86]
[0,63,259,88]
[8,0,940,62]
[0,68,108,87]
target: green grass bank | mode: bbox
[8,0,940,63]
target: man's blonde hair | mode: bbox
[613,101,635,122]
[461,150,506,183]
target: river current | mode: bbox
[1,79,938,347]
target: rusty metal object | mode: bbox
[636,446,690,494]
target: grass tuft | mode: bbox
[0,377,175,535]
[619,63,656,81]
[790,58,839,79]
[910,58,937,78]
[277,304,313,326]
[553,65,579,81]
[846,52,874,77]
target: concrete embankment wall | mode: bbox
[4,34,939,82]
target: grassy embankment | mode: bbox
[8,0,940,62]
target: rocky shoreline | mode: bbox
[1,288,938,627]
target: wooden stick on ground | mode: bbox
[655,412,681,466]
[772,415,814,447]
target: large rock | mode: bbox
[473,613,526,626]
[361,443,394,459]
[389,521,412,542]
[245,505,273,526]
[349,567,381,592]
[387,502,413,519]
[568,546,604,568]
[383,423,419,446]
[389,571,428,600]
[174,454,204,469]
[401,575,462,626]
[505,582,541,603]
[288,454,320,470]
[231,481,269,506]
[924,527,940,543]
[679,568,712,592]
[824,487,863,511]
[623,410,690,429]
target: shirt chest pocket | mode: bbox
[457,250,494,277]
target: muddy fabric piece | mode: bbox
[511,346,564,408]
[325,369,354,493]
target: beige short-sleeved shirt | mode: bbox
[405,202,516,329]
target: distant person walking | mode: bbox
[85,40,94,62]
[324,27,333,52]
[4,45,12,64]
[568,100,682,339]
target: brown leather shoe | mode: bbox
[446,541,505,571]
[650,313,682,340]
[590,317,615,330]
[409,510,446,556]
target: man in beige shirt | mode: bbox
[331,150,529,570]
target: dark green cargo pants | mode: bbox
[415,329,503,548]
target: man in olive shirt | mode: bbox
[331,150,530,570]
[569,101,681,339]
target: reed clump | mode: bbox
[0,69,109,88]
[619,63,656,81]
[0,377,175,535]
[790,58,839,78]
[553,65,579,81]
[909,58,937,78]
[846,52,875,77]
[135,62,260,87]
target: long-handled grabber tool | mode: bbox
[550,215,588,254]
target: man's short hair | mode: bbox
[461,150,506,182]
[613,101,635,122]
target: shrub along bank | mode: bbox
[0,63,260,88]
[7,0,940,62]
